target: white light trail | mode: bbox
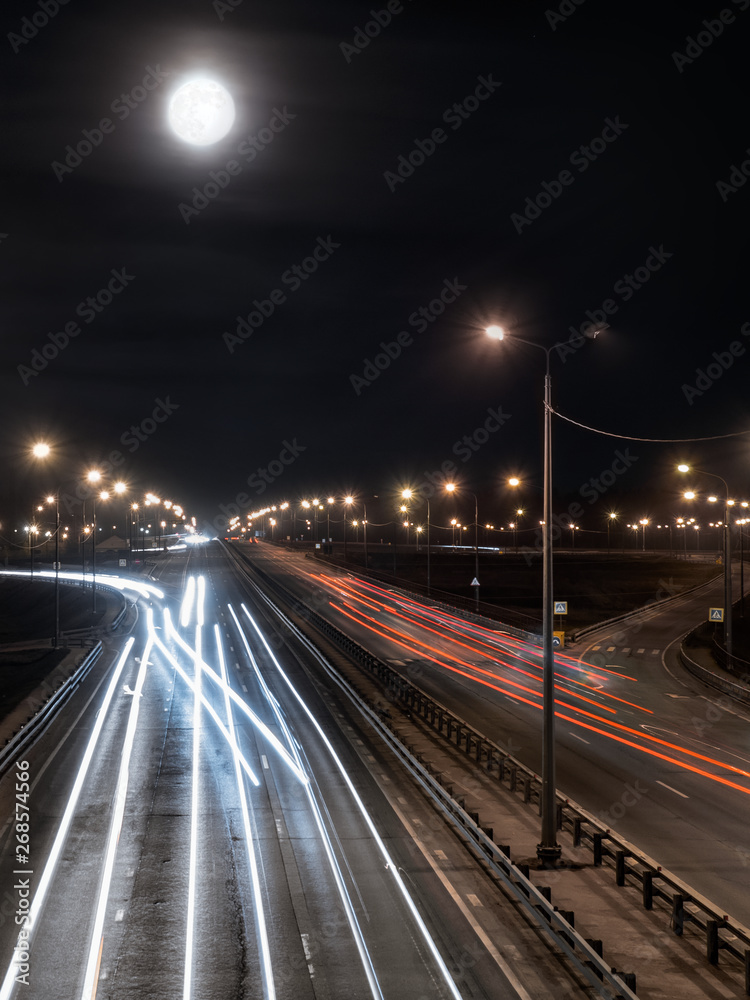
[0,638,136,1000]
[180,576,196,628]
[162,611,307,785]
[184,577,204,1000]
[214,625,275,1000]
[80,630,153,1000]
[146,620,260,788]
[227,605,384,1000]
[0,569,164,600]
[240,605,464,1000]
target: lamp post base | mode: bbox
[536,842,562,866]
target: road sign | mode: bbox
[118,558,127,567]
[554,601,568,614]
[553,631,565,648]
[709,607,724,621]
[470,577,480,587]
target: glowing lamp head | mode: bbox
[486,325,504,340]
[508,477,520,487]
[32,442,51,458]
[677,464,690,473]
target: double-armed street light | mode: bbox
[487,321,601,866]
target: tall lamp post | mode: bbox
[343,496,353,560]
[679,465,732,659]
[445,483,479,610]
[402,489,431,594]
[487,322,601,866]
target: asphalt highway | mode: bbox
[243,541,750,925]
[0,544,586,1000]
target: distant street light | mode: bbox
[445,483,479,609]
[679,464,732,658]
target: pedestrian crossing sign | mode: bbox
[709,607,724,621]
[554,601,568,614]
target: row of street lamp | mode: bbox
[27,443,192,644]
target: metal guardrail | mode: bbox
[0,642,103,777]
[227,542,750,994]
[230,553,639,1000]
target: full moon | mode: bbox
[168,80,235,146]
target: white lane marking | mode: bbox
[379,774,391,783]
[656,780,689,799]
[262,755,269,769]
[592,645,601,650]
[397,796,408,805]
[698,694,750,722]
[467,894,483,908]
[651,649,660,655]
[622,647,631,653]
[387,802,536,1000]
[115,909,124,922]
[434,850,447,860]
[606,646,615,652]
[637,648,645,654]
[569,733,590,744]
[666,694,691,699]
[241,683,248,693]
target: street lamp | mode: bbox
[679,464,732,658]
[487,321,600,866]
[343,496,354,558]
[403,488,432,594]
[446,483,479,610]
[30,443,61,645]
[607,512,617,555]
[639,518,648,552]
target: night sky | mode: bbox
[2,0,749,536]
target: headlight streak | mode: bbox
[0,638,136,1000]
[213,624,275,1000]
[180,575,196,628]
[161,611,307,785]
[227,608,385,1000]
[316,574,644,707]
[239,605,464,1000]
[328,601,750,792]
[146,619,260,788]
[0,568,164,600]
[80,629,154,1000]
[183,580,204,1000]
[332,597,619,716]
